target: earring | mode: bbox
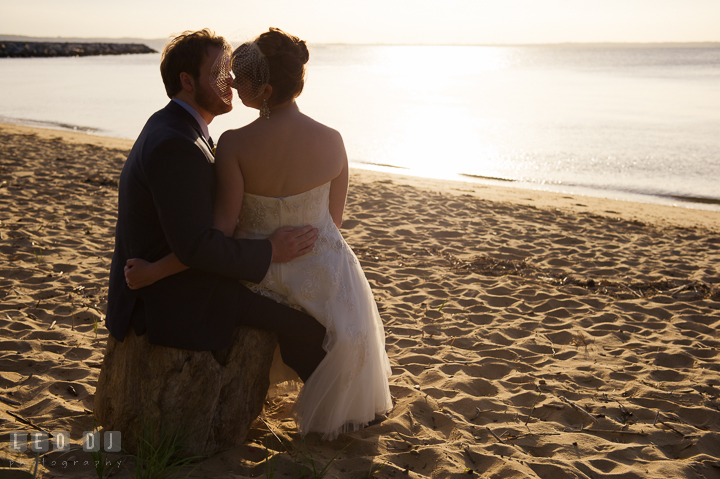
[260,99,270,120]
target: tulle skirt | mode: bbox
[243,217,393,440]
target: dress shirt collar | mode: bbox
[172,98,210,141]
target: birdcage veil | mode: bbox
[230,41,269,102]
[210,41,234,105]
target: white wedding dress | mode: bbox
[235,181,393,440]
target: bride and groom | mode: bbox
[106,28,392,440]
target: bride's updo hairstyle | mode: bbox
[255,28,309,107]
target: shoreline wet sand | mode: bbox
[1,122,719,478]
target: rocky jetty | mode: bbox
[0,41,156,58]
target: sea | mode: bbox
[1,43,719,211]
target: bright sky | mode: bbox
[2,0,719,44]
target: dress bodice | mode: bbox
[236,182,332,238]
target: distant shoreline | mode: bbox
[1,34,718,51]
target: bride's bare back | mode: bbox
[213,102,349,233]
[222,103,346,198]
[213,29,348,234]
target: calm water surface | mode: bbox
[1,44,719,210]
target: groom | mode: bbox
[106,29,326,381]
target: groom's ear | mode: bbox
[179,72,195,93]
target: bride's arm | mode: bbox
[212,134,245,236]
[124,254,187,289]
[329,133,349,228]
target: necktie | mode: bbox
[208,136,215,149]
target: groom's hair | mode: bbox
[160,29,226,99]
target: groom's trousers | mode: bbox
[130,284,326,383]
[234,284,327,383]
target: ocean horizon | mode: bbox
[1,42,719,212]
[3,34,719,47]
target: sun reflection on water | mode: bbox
[348,46,518,180]
[371,45,514,76]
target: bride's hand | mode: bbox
[124,258,157,290]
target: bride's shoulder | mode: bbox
[302,115,344,143]
[218,125,254,145]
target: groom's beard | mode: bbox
[195,80,232,117]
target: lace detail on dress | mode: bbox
[241,280,302,312]
[238,199,280,235]
[346,332,367,389]
[238,183,329,236]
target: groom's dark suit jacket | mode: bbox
[107,100,273,350]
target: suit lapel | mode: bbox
[166,101,215,162]
[199,136,215,159]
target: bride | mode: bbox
[125,28,392,440]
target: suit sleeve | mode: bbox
[144,137,272,282]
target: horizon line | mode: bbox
[1,34,719,47]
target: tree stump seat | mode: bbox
[93,325,277,456]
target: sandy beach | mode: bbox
[1,121,719,478]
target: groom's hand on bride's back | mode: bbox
[268,225,318,263]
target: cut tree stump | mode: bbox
[93,325,277,456]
